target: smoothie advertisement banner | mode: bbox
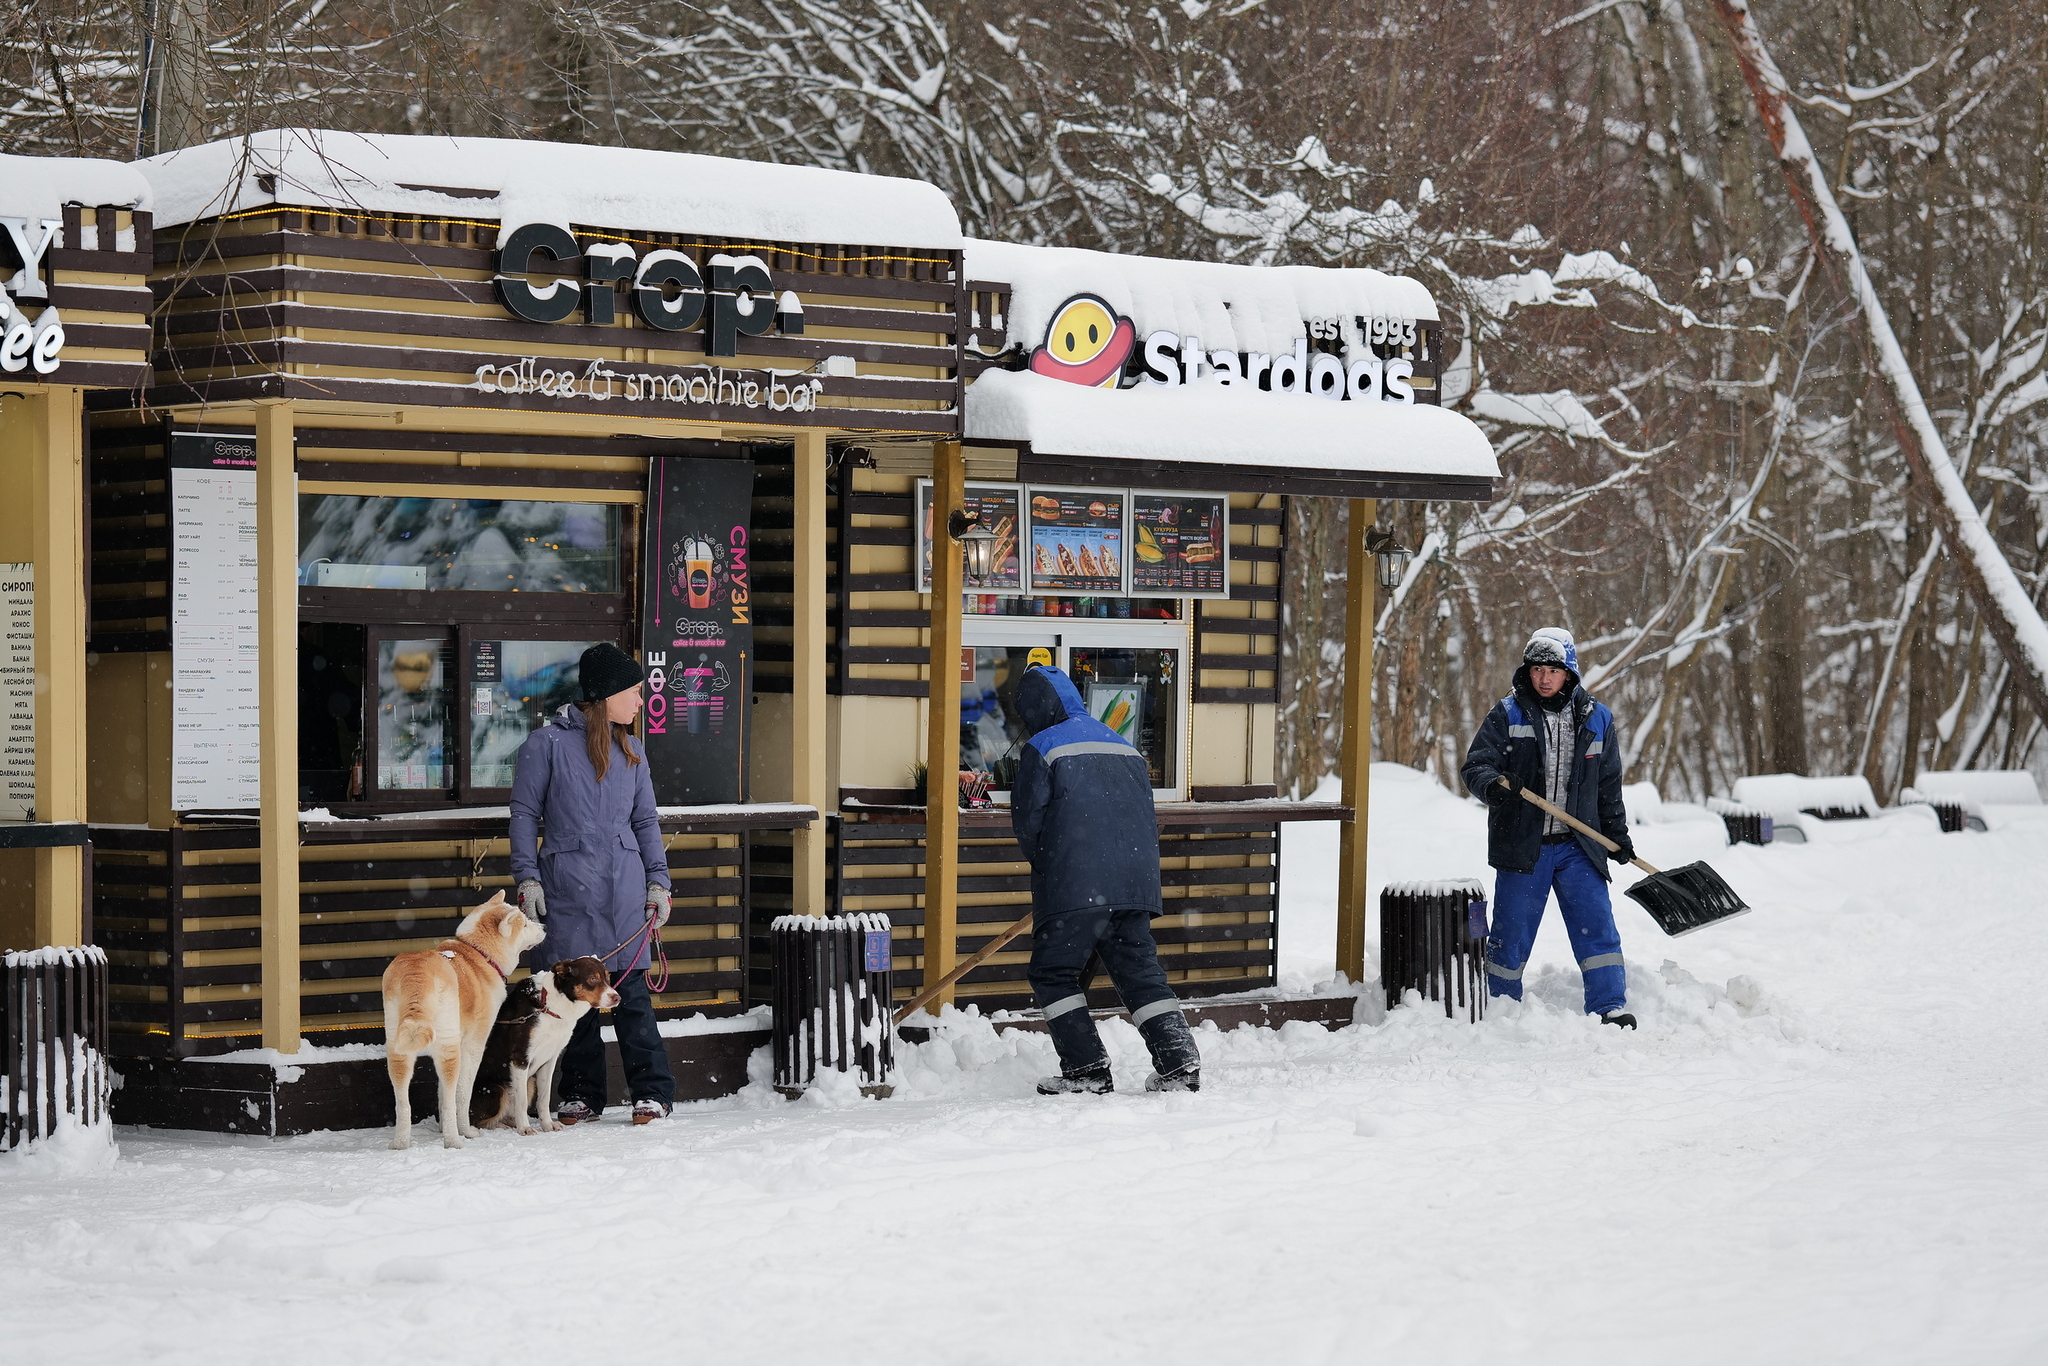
[1025,487,1127,595]
[1130,493,1230,598]
[915,480,1023,593]
[642,456,754,804]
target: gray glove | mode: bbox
[646,883,672,929]
[517,879,546,921]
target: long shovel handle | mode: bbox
[892,910,1035,1027]
[1497,778,1661,875]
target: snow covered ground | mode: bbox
[6,763,2047,1364]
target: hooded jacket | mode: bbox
[1461,661,1629,879]
[1008,666,1162,919]
[509,704,671,970]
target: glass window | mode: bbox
[377,637,452,792]
[469,639,599,789]
[298,495,621,593]
[963,646,1044,791]
[299,622,367,803]
[1069,647,1181,792]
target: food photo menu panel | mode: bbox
[916,480,1024,593]
[1026,488,1127,595]
[1130,493,1230,598]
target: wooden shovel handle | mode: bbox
[1497,778,1660,875]
[892,909,1035,1026]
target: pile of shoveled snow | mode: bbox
[4,762,2045,1366]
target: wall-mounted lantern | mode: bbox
[1363,527,1411,591]
[948,508,999,583]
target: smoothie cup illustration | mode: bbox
[684,537,716,609]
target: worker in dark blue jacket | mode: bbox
[1461,627,1637,1027]
[1010,665,1200,1094]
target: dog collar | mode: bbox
[447,938,509,983]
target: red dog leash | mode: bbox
[595,913,671,996]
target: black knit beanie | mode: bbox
[578,642,646,703]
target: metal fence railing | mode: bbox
[3,945,109,1150]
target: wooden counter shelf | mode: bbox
[840,800,1350,829]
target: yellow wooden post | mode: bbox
[29,387,86,946]
[923,440,965,1006]
[256,400,302,1053]
[790,429,829,916]
[1335,498,1378,984]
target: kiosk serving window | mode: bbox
[961,618,1189,800]
[1068,646,1180,791]
[295,478,636,811]
[298,495,622,593]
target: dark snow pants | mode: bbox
[1029,906,1197,1078]
[559,968,675,1111]
[1486,839,1627,1015]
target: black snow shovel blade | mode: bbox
[1501,779,1752,938]
[1622,862,1750,937]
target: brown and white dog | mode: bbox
[470,957,619,1134]
[382,891,546,1150]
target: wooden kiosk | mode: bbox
[66,130,1495,1132]
[83,130,964,1130]
[0,152,155,955]
[858,240,1498,1025]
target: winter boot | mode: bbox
[1144,1067,1200,1092]
[1136,1004,1200,1093]
[632,1098,672,1125]
[1037,1063,1114,1096]
[1600,1011,1638,1030]
[555,1098,599,1125]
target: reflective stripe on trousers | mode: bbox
[1130,997,1183,1028]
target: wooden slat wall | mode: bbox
[745,447,829,696]
[93,824,747,1057]
[838,468,924,698]
[1194,494,1285,705]
[39,205,155,392]
[87,423,174,652]
[833,820,1278,1013]
[140,210,962,431]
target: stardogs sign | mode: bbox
[1028,292,1428,403]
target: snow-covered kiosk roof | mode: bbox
[124,130,965,432]
[0,152,153,224]
[136,128,963,247]
[962,239,1497,499]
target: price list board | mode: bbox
[1130,493,1230,598]
[170,432,263,811]
[0,565,32,821]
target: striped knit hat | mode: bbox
[1522,627,1579,676]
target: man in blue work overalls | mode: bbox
[1461,628,1638,1028]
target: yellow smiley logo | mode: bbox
[1030,293,1137,389]
[1048,296,1116,364]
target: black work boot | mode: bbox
[1037,1062,1114,1096]
[1600,1011,1638,1030]
[1136,1007,1200,1092]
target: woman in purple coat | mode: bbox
[510,643,675,1124]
